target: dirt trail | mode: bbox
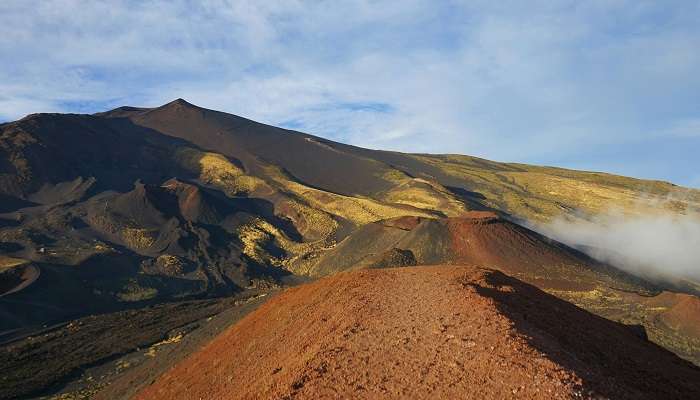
[135,266,700,400]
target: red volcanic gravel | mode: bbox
[135,266,700,400]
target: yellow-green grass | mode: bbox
[414,154,700,222]
[0,256,29,271]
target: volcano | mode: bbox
[2,99,700,398]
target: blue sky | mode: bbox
[1,1,699,187]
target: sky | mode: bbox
[1,1,699,187]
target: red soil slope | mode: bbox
[135,266,700,400]
[446,212,578,271]
[644,292,700,337]
[307,213,652,294]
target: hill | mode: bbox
[295,211,651,291]
[133,266,700,400]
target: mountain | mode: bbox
[1,99,700,397]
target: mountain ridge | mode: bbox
[1,99,700,397]
[133,266,700,400]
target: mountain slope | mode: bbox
[1,98,699,374]
[109,99,700,221]
[133,266,700,400]
[295,211,651,293]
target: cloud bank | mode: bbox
[1,1,699,186]
[538,210,700,287]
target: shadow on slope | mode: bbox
[464,269,700,399]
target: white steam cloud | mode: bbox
[536,210,700,287]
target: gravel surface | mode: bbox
[135,265,700,399]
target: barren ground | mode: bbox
[135,265,700,400]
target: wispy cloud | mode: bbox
[1,0,699,185]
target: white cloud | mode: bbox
[538,209,700,286]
